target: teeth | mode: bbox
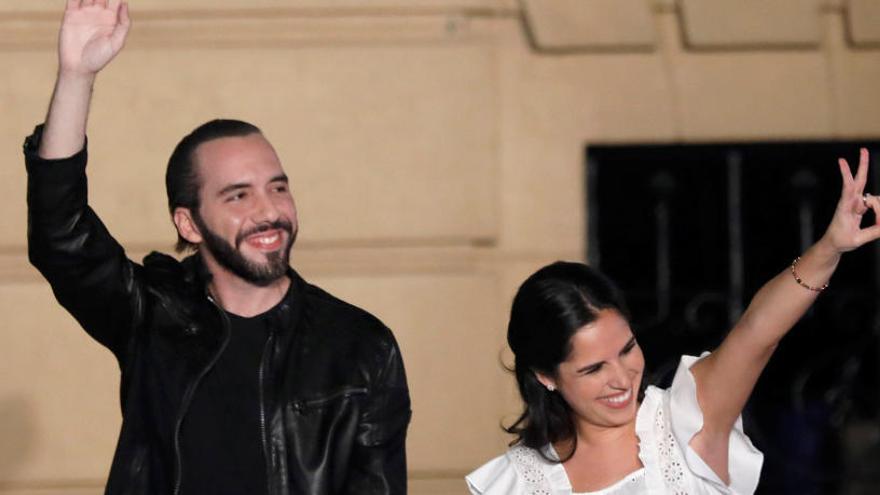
[252,233,279,245]
[603,389,631,404]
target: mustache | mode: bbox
[235,219,294,248]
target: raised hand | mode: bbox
[59,0,130,76]
[823,148,880,253]
[38,0,131,158]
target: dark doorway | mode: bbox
[587,142,880,494]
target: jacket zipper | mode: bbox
[258,327,276,473]
[172,296,231,495]
[297,387,368,409]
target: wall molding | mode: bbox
[3,1,876,52]
[0,12,489,51]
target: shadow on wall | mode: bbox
[0,394,35,479]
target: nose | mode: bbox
[251,191,281,224]
[607,360,631,389]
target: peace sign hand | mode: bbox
[59,0,130,77]
[822,148,880,253]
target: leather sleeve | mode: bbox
[345,331,412,494]
[25,125,140,363]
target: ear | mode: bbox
[173,207,203,245]
[533,371,557,392]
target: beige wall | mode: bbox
[1,0,878,493]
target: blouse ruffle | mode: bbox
[637,353,763,494]
[466,444,571,495]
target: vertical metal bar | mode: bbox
[726,149,744,325]
[791,168,818,252]
[798,199,814,252]
[651,171,674,323]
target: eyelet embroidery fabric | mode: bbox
[653,407,688,494]
[504,403,691,495]
[508,445,553,495]
[508,445,648,495]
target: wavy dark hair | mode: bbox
[166,119,262,252]
[504,261,630,462]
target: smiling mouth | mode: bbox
[599,389,633,409]
[236,220,293,251]
[244,230,284,251]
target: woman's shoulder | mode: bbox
[466,444,569,495]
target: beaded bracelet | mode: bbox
[790,256,828,292]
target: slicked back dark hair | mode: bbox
[504,261,630,462]
[166,119,262,252]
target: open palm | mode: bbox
[59,0,130,75]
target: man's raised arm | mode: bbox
[39,0,129,158]
[26,0,133,358]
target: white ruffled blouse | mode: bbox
[466,354,764,495]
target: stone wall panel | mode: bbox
[521,0,655,51]
[680,0,822,48]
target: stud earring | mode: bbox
[546,384,556,392]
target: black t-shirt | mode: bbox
[178,304,281,495]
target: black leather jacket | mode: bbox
[24,127,411,495]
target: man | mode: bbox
[25,1,411,493]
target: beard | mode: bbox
[193,213,296,287]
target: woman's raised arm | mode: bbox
[688,148,880,484]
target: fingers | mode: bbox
[855,194,880,245]
[119,1,130,26]
[866,193,880,218]
[856,223,880,246]
[858,223,880,245]
[839,158,854,192]
[855,147,870,192]
[838,148,871,197]
[110,1,131,49]
[75,0,115,9]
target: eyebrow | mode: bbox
[216,174,289,197]
[269,174,289,184]
[218,183,251,197]
[575,336,637,374]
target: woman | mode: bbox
[467,149,880,494]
